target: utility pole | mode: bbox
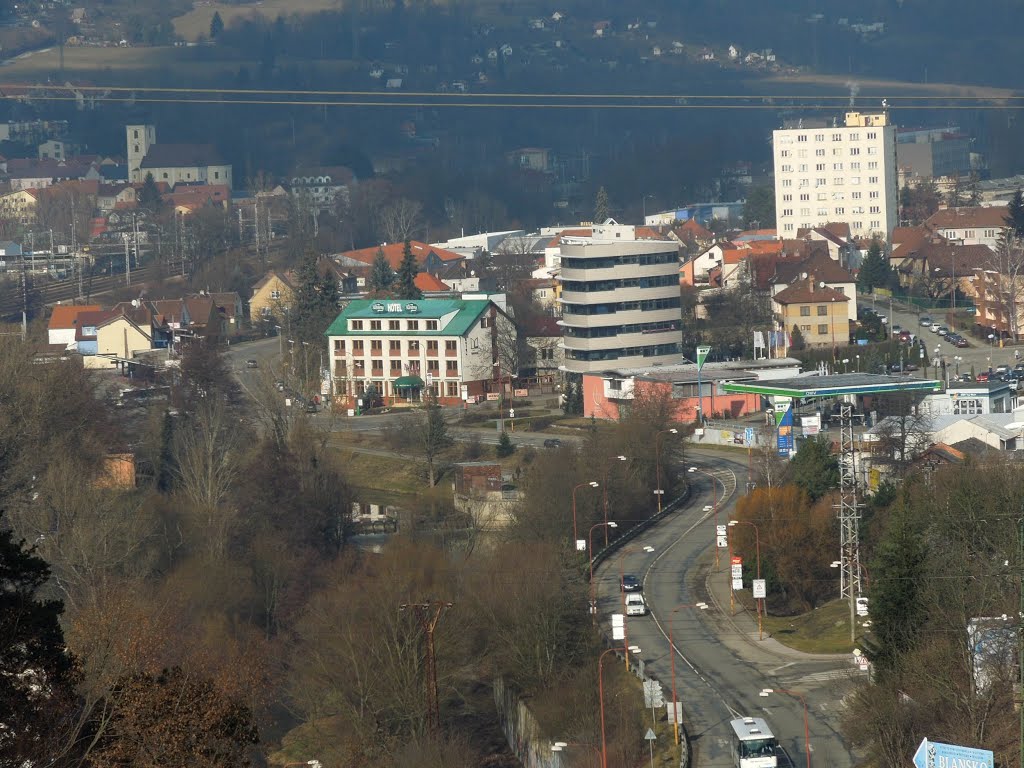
[133,213,140,269]
[253,201,260,261]
[124,237,131,288]
[238,206,244,246]
[400,600,453,732]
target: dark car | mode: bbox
[543,438,563,448]
[621,575,642,592]
[955,336,970,348]
[304,401,318,413]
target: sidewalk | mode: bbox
[702,556,850,663]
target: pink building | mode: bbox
[582,359,802,422]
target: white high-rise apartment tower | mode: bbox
[773,111,898,241]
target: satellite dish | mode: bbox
[801,271,808,279]
[819,281,826,288]
[131,299,140,307]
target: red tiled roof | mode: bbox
[773,278,849,305]
[339,241,464,270]
[48,304,102,330]
[927,206,1008,230]
[414,272,450,292]
[676,218,713,240]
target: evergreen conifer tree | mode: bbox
[368,247,395,294]
[395,239,422,299]
[593,186,610,223]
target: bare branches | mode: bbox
[378,198,423,244]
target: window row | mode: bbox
[333,338,460,355]
[335,359,461,375]
[349,319,439,331]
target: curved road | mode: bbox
[595,453,859,768]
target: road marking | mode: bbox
[769,662,796,674]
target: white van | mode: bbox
[625,593,648,616]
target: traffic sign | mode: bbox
[753,579,766,599]
[509,408,515,418]
[744,426,755,446]
[644,728,657,742]
[913,739,993,768]
[643,680,664,708]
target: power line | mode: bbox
[5,82,1024,101]
[4,94,1024,111]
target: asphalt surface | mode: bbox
[862,293,1020,377]
[595,453,861,768]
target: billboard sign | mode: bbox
[912,739,993,768]
[801,415,821,436]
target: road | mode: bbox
[223,338,861,765]
[863,293,1019,378]
[594,454,859,768]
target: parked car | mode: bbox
[624,592,648,616]
[245,359,258,369]
[976,371,991,382]
[891,324,902,335]
[954,336,970,348]
[937,326,950,336]
[930,323,942,333]
[621,574,642,592]
[958,373,973,382]
[920,316,933,327]
[543,438,563,449]
[304,401,318,413]
[996,364,1011,375]
[898,330,911,343]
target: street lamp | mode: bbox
[572,481,600,549]
[602,455,629,546]
[760,688,811,768]
[688,466,722,567]
[642,194,656,221]
[599,645,641,768]
[841,358,849,373]
[954,355,963,378]
[655,428,679,515]
[669,602,709,752]
[729,519,764,640]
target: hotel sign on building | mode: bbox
[324,298,515,405]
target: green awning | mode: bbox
[393,375,425,388]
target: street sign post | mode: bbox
[913,739,993,768]
[753,579,766,599]
[696,345,711,424]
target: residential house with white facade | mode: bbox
[325,298,516,406]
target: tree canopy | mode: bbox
[857,238,891,293]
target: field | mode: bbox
[172,0,344,42]
[746,71,1018,101]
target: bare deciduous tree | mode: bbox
[378,198,423,244]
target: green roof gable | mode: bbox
[324,298,492,338]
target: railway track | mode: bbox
[0,261,185,318]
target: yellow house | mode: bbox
[0,188,38,225]
[250,270,295,321]
[96,314,152,358]
[772,278,850,348]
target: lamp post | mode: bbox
[654,428,678,515]
[954,355,963,378]
[599,645,641,768]
[668,602,709,752]
[493,360,505,432]
[729,519,764,640]
[760,688,811,768]
[572,481,600,549]
[589,521,617,619]
[602,455,628,546]
[688,466,722,567]
[552,741,600,768]
[642,194,655,221]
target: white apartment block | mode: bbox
[558,224,682,374]
[773,112,898,241]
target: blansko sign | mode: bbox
[912,739,993,768]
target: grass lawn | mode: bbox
[761,598,864,654]
[331,446,424,499]
[173,0,343,42]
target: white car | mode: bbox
[930,323,941,333]
[625,593,648,616]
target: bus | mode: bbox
[729,717,778,768]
